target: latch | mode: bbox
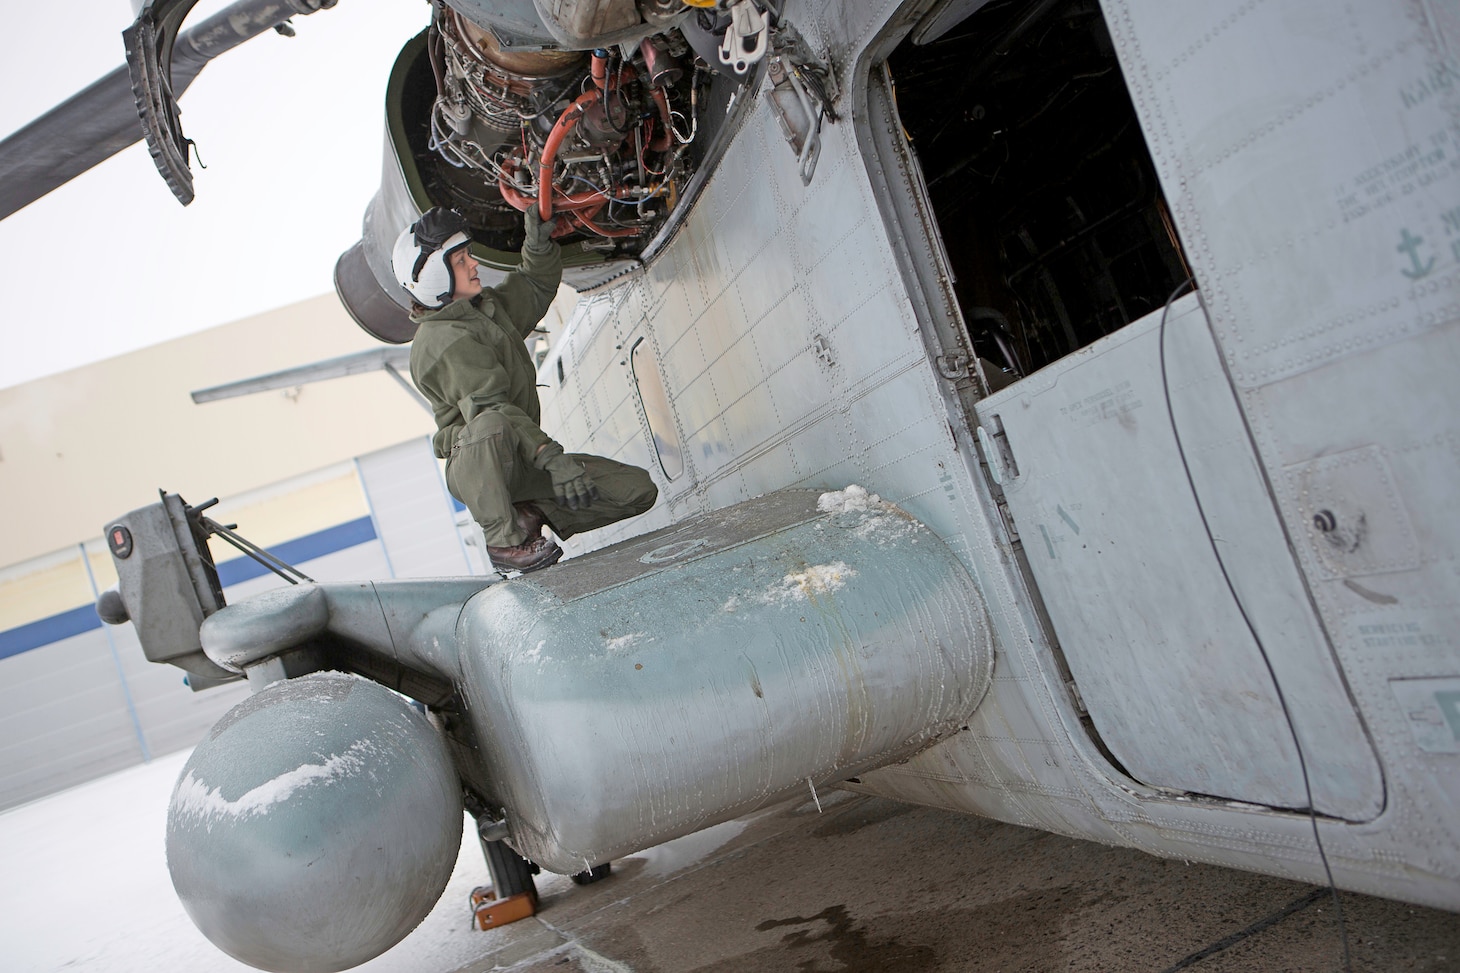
[813,333,835,367]
[936,353,970,379]
[765,22,839,185]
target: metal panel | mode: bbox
[1103,0,1460,872]
[356,438,472,579]
[1391,677,1460,755]
[975,295,1381,818]
[453,490,994,872]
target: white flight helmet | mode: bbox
[392,207,472,309]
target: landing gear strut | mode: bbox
[472,836,539,930]
[469,823,613,929]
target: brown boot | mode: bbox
[514,502,547,540]
[487,535,562,574]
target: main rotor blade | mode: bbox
[0,0,337,221]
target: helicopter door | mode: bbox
[974,293,1382,820]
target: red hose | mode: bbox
[497,158,608,213]
[520,61,671,225]
[590,51,608,97]
[569,210,643,238]
[537,88,603,221]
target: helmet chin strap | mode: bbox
[410,244,437,284]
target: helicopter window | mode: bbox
[888,0,1191,382]
[629,338,685,481]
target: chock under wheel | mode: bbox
[471,886,537,930]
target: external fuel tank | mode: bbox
[199,489,997,875]
[427,488,994,873]
[173,488,993,970]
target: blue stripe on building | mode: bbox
[215,517,376,587]
[0,605,104,661]
[0,516,378,660]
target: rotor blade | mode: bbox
[0,64,198,223]
[190,346,431,413]
[0,0,337,221]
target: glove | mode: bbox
[523,207,558,253]
[535,442,599,510]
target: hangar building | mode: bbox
[0,290,574,810]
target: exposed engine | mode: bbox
[418,2,711,254]
[337,0,820,340]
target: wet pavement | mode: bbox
[445,790,1458,973]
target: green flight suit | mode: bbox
[409,240,656,548]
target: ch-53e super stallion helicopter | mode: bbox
[4,0,1458,969]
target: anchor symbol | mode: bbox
[1397,228,1436,279]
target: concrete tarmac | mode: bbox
[448,790,1458,973]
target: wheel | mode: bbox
[570,862,612,885]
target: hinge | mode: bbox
[936,353,970,379]
[975,414,1019,485]
[765,20,839,184]
[1067,679,1088,715]
[995,494,1020,543]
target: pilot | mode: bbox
[393,206,657,573]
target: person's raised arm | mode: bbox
[493,209,564,338]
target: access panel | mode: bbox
[975,295,1382,819]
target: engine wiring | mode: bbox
[421,4,708,250]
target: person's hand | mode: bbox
[523,207,558,252]
[534,443,598,509]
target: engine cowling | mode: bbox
[334,1,752,342]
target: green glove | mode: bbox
[523,207,558,253]
[535,443,598,510]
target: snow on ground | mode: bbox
[631,818,746,879]
[1,750,500,973]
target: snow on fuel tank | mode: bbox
[165,672,463,973]
[178,488,994,971]
[444,487,994,874]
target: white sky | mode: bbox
[0,0,432,390]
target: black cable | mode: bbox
[1156,280,1351,972]
[1157,887,1327,972]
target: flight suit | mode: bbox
[409,240,657,548]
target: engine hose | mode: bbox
[649,88,673,152]
[427,1,450,96]
[427,26,446,99]
[570,209,643,238]
[497,158,608,213]
[534,63,670,222]
[525,61,671,224]
[591,49,609,97]
[537,88,603,220]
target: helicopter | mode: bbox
[6,0,1458,970]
